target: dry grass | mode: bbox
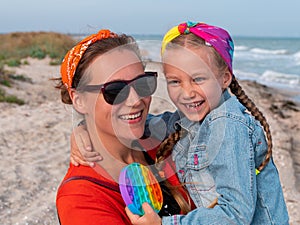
[0,31,76,104]
[0,31,76,66]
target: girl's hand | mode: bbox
[125,203,162,225]
[70,125,103,167]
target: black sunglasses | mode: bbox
[79,71,158,105]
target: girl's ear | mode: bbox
[69,89,87,114]
[222,69,233,89]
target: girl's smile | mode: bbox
[182,100,205,111]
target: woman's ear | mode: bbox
[69,89,87,114]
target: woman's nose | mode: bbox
[124,86,141,106]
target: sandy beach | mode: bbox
[0,58,299,224]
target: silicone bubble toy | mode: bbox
[119,162,163,215]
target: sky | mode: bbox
[1,0,300,37]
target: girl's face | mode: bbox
[73,49,151,144]
[163,46,232,122]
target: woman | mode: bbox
[55,30,192,225]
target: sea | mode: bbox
[132,34,300,101]
[72,34,300,101]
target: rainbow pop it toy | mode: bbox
[119,163,163,215]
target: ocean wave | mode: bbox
[235,45,249,51]
[235,69,300,89]
[250,48,289,55]
[294,51,300,65]
[294,51,300,58]
[261,70,300,85]
[234,70,260,79]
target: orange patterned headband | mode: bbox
[60,29,117,89]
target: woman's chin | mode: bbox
[115,127,144,141]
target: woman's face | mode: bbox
[76,49,151,144]
[163,45,231,122]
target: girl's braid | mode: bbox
[155,129,184,171]
[155,129,191,213]
[229,76,272,171]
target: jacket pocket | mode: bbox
[184,145,219,207]
[186,145,209,169]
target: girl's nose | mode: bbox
[181,83,197,99]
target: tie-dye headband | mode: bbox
[161,21,234,74]
[61,29,117,89]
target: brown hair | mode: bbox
[156,33,273,212]
[53,34,143,104]
[156,129,192,213]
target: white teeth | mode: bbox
[119,111,142,120]
[186,102,202,108]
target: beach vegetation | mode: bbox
[0,80,11,87]
[6,59,21,67]
[0,67,12,87]
[0,31,76,66]
[23,60,29,65]
[10,74,33,83]
[0,31,76,104]
[1,67,32,85]
[30,46,47,59]
[0,87,25,105]
[0,67,32,104]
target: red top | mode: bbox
[56,145,194,225]
[57,163,130,225]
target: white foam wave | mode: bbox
[250,48,289,55]
[235,45,249,51]
[234,69,300,90]
[261,70,300,85]
[234,70,260,79]
[294,51,300,58]
[294,51,300,65]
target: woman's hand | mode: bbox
[70,125,103,167]
[125,203,162,225]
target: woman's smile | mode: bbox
[118,110,143,123]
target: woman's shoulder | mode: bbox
[57,164,119,198]
[56,164,131,224]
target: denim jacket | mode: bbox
[146,90,289,225]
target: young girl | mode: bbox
[72,22,289,224]
[126,21,289,225]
